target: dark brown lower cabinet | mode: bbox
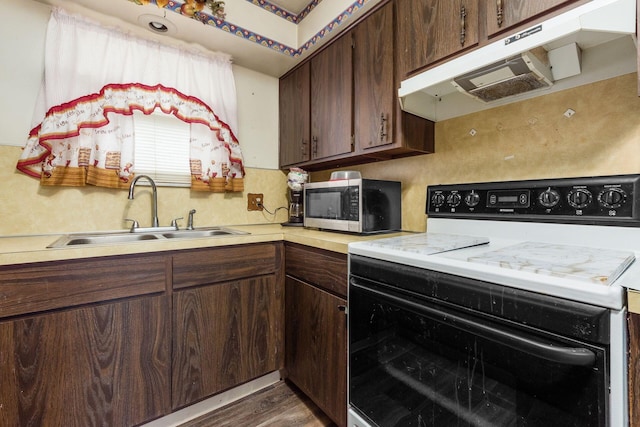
[172,275,282,409]
[0,242,285,426]
[285,243,348,427]
[286,276,347,427]
[629,312,640,426]
[0,295,170,427]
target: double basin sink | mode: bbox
[47,227,249,248]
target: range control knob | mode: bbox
[599,188,626,208]
[431,193,445,208]
[538,188,560,208]
[464,191,480,207]
[446,193,462,208]
[567,188,593,209]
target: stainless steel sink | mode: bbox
[162,227,248,239]
[47,233,160,248]
[47,227,249,248]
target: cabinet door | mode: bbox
[311,34,354,160]
[172,275,282,409]
[354,2,395,150]
[285,276,347,427]
[279,62,310,167]
[0,296,170,426]
[629,312,640,426]
[396,0,479,79]
[485,0,578,38]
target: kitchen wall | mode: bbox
[0,0,289,236]
[314,72,640,232]
[3,2,639,237]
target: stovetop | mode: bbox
[362,233,489,255]
[467,241,635,286]
[349,175,640,310]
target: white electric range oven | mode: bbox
[348,174,640,427]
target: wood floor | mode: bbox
[179,380,337,427]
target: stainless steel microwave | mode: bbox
[303,179,401,234]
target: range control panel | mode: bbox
[427,175,640,226]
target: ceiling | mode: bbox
[31,0,381,77]
[270,0,312,14]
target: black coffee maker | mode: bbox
[288,188,304,224]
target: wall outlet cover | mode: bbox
[247,193,263,211]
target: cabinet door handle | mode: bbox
[379,113,388,142]
[337,305,347,314]
[496,0,503,28]
[312,136,318,157]
[459,5,466,46]
[301,139,307,156]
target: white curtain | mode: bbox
[17,7,244,192]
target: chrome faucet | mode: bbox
[128,175,160,228]
[187,209,196,230]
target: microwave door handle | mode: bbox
[350,280,597,367]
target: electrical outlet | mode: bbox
[247,193,264,211]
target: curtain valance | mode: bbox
[17,83,244,191]
[16,7,244,192]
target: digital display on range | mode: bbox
[498,196,518,203]
[487,190,530,208]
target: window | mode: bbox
[133,110,191,187]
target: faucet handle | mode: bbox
[125,218,139,232]
[171,217,183,230]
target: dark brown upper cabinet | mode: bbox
[310,34,355,161]
[396,0,480,81]
[278,0,434,171]
[279,62,310,167]
[396,0,581,80]
[279,36,355,169]
[353,2,395,151]
[485,0,580,39]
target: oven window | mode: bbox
[349,282,607,427]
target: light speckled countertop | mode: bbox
[0,224,409,266]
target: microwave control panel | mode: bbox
[348,187,360,220]
[426,175,640,226]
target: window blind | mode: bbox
[133,111,191,186]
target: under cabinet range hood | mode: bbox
[398,0,637,122]
[451,49,555,102]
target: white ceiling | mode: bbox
[270,0,312,14]
[31,0,381,77]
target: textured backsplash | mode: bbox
[2,73,639,236]
[313,73,640,232]
[0,149,289,236]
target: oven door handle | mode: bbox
[351,280,597,367]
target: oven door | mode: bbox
[348,276,608,427]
